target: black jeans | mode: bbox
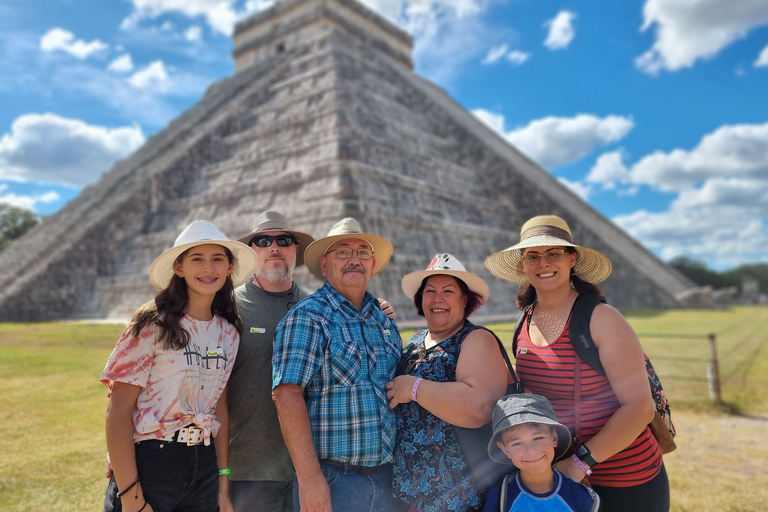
[103,440,219,512]
[591,463,670,512]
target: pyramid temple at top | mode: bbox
[0,0,695,322]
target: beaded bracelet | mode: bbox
[571,454,593,476]
[411,378,423,402]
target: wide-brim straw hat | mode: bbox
[149,220,258,290]
[237,210,314,267]
[485,215,612,285]
[488,393,572,465]
[401,253,489,305]
[304,217,393,279]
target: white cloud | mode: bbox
[558,177,591,201]
[122,0,244,36]
[482,44,508,64]
[40,28,108,59]
[544,11,576,50]
[636,0,768,75]
[185,25,203,41]
[593,122,768,192]
[128,60,172,91]
[0,113,145,186]
[589,121,768,269]
[504,114,634,169]
[471,110,634,169]
[108,54,135,73]
[471,108,506,133]
[0,190,60,211]
[506,50,530,65]
[755,44,768,67]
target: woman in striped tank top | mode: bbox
[484,215,670,512]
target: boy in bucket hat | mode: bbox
[483,393,600,512]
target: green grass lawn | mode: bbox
[1,306,767,511]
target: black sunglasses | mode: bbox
[250,234,297,248]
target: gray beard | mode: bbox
[257,260,295,283]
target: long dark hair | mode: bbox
[516,247,602,310]
[128,246,243,350]
[413,275,484,319]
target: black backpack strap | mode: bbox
[476,326,523,393]
[511,304,533,358]
[568,293,607,376]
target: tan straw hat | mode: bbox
[304,217,393,279]
[149,220,258,290]
[401,253,489,304]
[484,215,612,285]
[237,211,314,267]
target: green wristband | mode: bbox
[219,468,230,476]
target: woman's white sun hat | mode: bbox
[402,253,490,304]
[304,217,393,279]
[149,220,259,290]
[484,215,612,285]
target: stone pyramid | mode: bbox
[0,0,694,322]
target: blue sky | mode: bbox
[1,0,767,271]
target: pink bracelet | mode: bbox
[411,378,423,402]
[571,454,592,476]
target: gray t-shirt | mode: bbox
[229,280,309,482]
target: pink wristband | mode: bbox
[411,378,423,402]
[571,453,593,476]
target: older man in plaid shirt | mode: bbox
[272,218,404,512]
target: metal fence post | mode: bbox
[707,333,722,404]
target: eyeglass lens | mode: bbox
[523,249,565,266]
[252,235,296,247]
[328,248,373,260]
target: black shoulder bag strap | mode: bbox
[476,326,523,394]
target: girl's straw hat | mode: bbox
[304,217,393,279]
[401,253,489,303]
[484,215,612,285]
[149,220,258,290]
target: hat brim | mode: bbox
[237,230,314,267]
[304,233,393,279]
[485,235,612,285]
[487,413,572,465]
[401,269,489,304]
[149,239,258,290]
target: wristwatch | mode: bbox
[575,444,597,468]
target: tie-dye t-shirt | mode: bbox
[101,315,239,445]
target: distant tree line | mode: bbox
[0,204,40,252]
[670,256,768,294]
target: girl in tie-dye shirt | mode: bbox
[100,221,257,512]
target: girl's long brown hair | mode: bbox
[128,246,243,350]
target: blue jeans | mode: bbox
[292,462,407,512]
[103,440,219,512]
[230,480,293,512]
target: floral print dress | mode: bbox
[392,320,486,512]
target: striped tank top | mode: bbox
[515,307,663,487]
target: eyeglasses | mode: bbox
[521,249,567,266]
[325,248,373,260]
[250,234,296,248]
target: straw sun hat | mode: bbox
[484,215,612,285]
[149,220,258,290]
[237,210,314,267]
[401,253,489,304]
[304,217,393,279]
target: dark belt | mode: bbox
[319,459,385,475]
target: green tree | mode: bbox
[0,203,40,252]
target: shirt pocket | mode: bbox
[327,327,362,386]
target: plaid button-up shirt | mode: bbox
[272,282,402,466]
